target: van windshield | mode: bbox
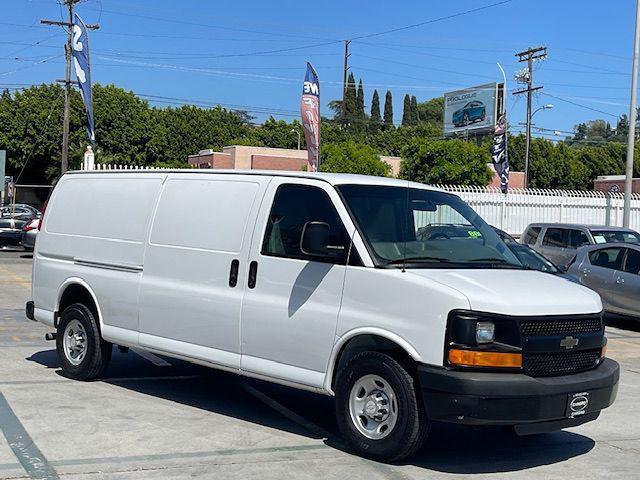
[337,185,522,269]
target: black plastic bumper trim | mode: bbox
[418,358,619,426]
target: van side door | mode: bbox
[240,179,354,389]
[138,174,269,370]
[580,246,623,310]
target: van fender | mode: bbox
[55,277,104,330]
[323,327,423,395]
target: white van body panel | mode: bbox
[410,269,602,316]
[138,173,271,370]
[33,173,164,345]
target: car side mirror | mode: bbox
[300,221,345,258]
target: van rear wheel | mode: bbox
[56,303,111,380]
[335,351,428,462]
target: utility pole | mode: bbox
[624,0,640,227]
[342,40,351,123]
[41,0,98,175]
[513,46,547,189]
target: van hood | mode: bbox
[406,269,602,317]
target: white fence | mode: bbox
[435,186,640,236]
[86,163,640,236]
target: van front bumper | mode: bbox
[417,358,619,434]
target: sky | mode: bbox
[1,0,637,143]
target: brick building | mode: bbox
[593,175,640,193]
[188,146,309,171]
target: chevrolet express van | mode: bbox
[26,170,619,461]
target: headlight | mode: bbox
[476,321,495,344]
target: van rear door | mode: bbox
[138,174,269,369]
[240,178,355,388]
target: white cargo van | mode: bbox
[27,170,619,461]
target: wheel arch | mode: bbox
[324,328,422,395]
[56,278,103,330]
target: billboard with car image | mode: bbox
[444,83,500,136]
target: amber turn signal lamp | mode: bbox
[600,344,607,359]
[448,349,522,368]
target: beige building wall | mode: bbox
[380,156,403,178]
[222,146,308,170]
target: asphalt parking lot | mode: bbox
[1,251,640,479]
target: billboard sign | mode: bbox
[444,83,499,136]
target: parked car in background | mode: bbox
[522,223,640,269]
[452,100,486,127]
[0,218,30,249]
[493,227,564,275]
[1,204,40,220]
[21,218,39,251]
[567,243,640,321]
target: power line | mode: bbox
[543,93,619,118]
[351,0,514,40]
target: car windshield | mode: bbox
[507,243,558,273]
[338,185,522,269]
[591,229,640,245]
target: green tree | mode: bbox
[400,139,493,185]
[402,94,412,126]
[356,79,365,120]
[370,90,381,126]
[416,97,444,126]
[383,90,393,128]
[343,72,357,125]
[410,95,419,124]
[320,141,390,176]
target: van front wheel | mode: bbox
[335,351,428,462]
[56,303,111,380]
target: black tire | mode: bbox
[462,112,470,126]
[335,351,428,462]
[56,303,112,380]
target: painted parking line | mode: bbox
[0,392,59,479]
[131,348,172,367]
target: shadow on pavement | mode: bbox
[26,347,595,473]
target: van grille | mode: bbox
[523,348,601,377]
[520,315,603,337]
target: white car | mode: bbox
[26,170,619,461]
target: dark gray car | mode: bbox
[521,223,640,269]
[567,243,640,320]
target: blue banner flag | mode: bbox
[300,63,320,172]
[72,14,95,144]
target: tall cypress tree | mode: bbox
[402,94,411,126]
[370,89,381,125]
[343,72,357,125]
[356,79,365,119]
[383,90,393,128]
[410,95,419,124]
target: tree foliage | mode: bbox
[320,140,390,176]
[370,89,381,126]
[383,90,393,128]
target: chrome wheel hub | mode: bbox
[349,374,398,440]
[63,319,87,366]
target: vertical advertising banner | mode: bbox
[300,63,320,172]
[490,113,509,193]
[72,14,95,144]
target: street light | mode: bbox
[524,104,553,188]
[290,129,301,150]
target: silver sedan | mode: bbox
[567,243,640,320]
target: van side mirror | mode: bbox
[300,221,345,258]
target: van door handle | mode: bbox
[228,259,239,287]
[248,261,258,289]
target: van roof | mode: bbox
[66,169,442,191]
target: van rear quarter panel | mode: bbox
[336,267,470,367]
[34,173,165,337]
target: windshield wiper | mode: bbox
[466,258,523,269]
[384,256,454,266]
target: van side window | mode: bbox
[522,227,541,245]
[542,228,567,248]
[262,184,348,264]
[589,247,624,270]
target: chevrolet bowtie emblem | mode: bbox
[560,336,579,349]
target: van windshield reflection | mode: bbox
[337,185,522,269]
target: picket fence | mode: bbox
[89,163,640,236]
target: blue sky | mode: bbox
[1,0,636,141]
